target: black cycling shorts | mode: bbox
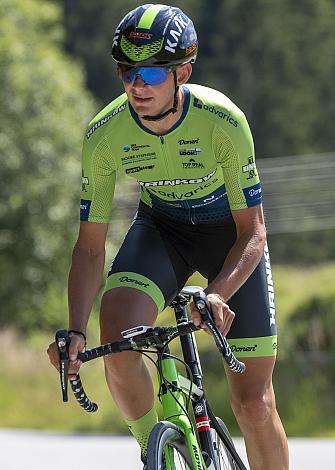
[105,202,277,357]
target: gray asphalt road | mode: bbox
[0,429,334,469]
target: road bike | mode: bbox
[55,286,248,469]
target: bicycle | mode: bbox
[55,286,248,469]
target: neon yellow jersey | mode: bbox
[80,84,261,224]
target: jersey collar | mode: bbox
[128,85,190,136]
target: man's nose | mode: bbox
[132,74,146,88]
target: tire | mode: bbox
[210,416,246,470]
[146,421,196,469]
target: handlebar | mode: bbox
[55,290,245,412]
[193,291,246,374]
[55,329,98,412]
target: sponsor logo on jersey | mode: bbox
[125,143,151,152]
[86,104,127,139]
[264,243,276,327]
[182,159,204,169]
[242,156,257,179]
[193,98,238,127]
[191,190,227,208]
[164,15,188,54]
[249,187,262,197]
[81,170,89,192]
[126,165,155,174]
[243,182,262,207]
[147,177,219,200]
[139,169,216,187]
[178,138,200,145]
[121,152,157,165]
[179,147,202,156]
[203,195,215,203]
[80,199,91,221]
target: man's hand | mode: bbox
[47,334,85,380]
[190,293,235,337]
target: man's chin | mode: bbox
[132,104,152,116]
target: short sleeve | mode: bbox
[80,136,117,223]
[213,115,262,210]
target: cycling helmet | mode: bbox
[111,4,198,67]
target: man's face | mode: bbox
[120,65,183,117]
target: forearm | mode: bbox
[68,244,105,333]
[206,231,266,301]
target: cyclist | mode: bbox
[48,4,288,469]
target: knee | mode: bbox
[230,387,276,426]
[103,350,142,380]
[99,288,157,382]
[99,288,158,343]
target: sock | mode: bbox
[125,407,158,458]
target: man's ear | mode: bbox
[176,63,192,85]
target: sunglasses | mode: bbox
[118,65,173,85]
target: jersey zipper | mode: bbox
[159,135,172,181]
[160,135,196,224]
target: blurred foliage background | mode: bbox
[1,0,335,437]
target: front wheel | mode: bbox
[210,416,247,470]
[146,421,197,469]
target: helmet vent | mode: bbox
[120,35,163,62]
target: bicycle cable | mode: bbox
[156,345,196,434]
[127,346,194,428]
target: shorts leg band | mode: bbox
[227,335,278,358]
[104,271,165,312]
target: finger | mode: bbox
[47,343,60,370]
[210,302,225,329]
[220,309,235,336]
[190,302,202,327]
[69,361,81,374]
[68,336,84,361]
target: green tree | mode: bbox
[59,0,335,157]
[194,0,335,157]
[0,0,97,330]
[59,0,202,104]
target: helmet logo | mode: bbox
[112,26,121,48]
[186,43,197,55]
[128,32,153,40]
[165,15,188,53]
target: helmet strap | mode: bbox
[142,71,179,122]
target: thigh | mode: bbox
[227,245,277,357]
[225,356,276,402]
[100,287,158,343]
[207,240,277,358]
[104,206,193,312]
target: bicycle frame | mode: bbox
[159,355,205,469]
[55,287,247,469]
[156,295,220,469]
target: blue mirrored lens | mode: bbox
[121,67,169,85]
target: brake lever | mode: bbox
[193,290,212,322]
[55,329,70,402]
[193,291,226,348]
